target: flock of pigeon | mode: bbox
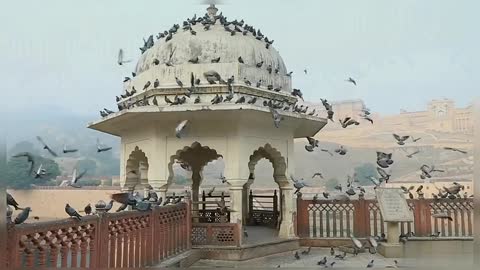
[6,189,187,225]
[290,110,471,203]
[284,236,399,268]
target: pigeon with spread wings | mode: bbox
[36,136,58,157]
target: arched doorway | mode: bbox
[123,146,149,196]
[246,144,292,237]
[167,142,224,222]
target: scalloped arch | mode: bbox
[248,143,287,181]
[167,142,223,184]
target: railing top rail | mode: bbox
[192,222,237,227]
[8,215,98,234]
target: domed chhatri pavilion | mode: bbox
[89,4,327,238]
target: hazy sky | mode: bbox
[1,0,478,116]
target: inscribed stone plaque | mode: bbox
[375,188,413,222]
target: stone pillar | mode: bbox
[229,180,248,227]
[139,161,150,198]
[242,178,254,224]
[387,222,400,244]
[278,186,296,238]
[191,168,203,223]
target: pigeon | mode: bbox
[12,152,35,175]
[345,187,356,196]
[14,207,32,224]
[340,117,360,128]
[152,58,160,65]
[190,29,197,35]
[143,81,151,90]
[188,56,199,64]
[323,192,330,199]
[267,65,272,74]
[334,184,342,192]
[7,193,22,210]
[165,96,173,104]
[36,136,58,157]
[176,77,183,88]
[291,89,303,100]
[362,116,374,124]
[334,145,347,155]
[238,56,244,64]
[305,137,319,152]
[153,79,160,88]
[377,167,391,183]
[444,147,468,154]
[84,204,92,215]
[412,137,422,142]
[393,134,410,145]
[194,96,201,104]
[235,96,246,104]
[211,57,221,63]
[33,164,47,179]
[256,61,264,68]
[152,96,158,106]
[247,96,257,104]
[123,77,131,83]
[62,144,78,154]
[320,149,333,156]
[312,173,323,179]
[406,150,420,158]
[301,247,311,255]
[318,257,327,266]
[104,200,114,212]
[346,77,357,85]
[330,247,335,256]
[270,108,283,128]
[207,187,215,197]
[117,49,132,65]
[65,204,82,221]
[175,120,189,138]
[96,139,112,153]
[366,260,374,268]
[67,168,87,188]
[294,251,300,260]
[291,175,309,194]
[244,78,252,86]
[286,71,293,77]
[334,252,346,260]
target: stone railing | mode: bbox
[296,194,473,239]
[6,202,191,269]
[191,223,241,247]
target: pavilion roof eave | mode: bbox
[87,104,328,137]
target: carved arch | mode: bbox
[248,143,287,185]
[167,142,223,185]
[124,146,149,190]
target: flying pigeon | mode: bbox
[117,49,132,65]
[346,77,357,85]
[176,120,189,138]
[36,136,57,157]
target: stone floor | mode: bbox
[243,226,279,245]
[190,247,411,268]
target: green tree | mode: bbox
[325,178,340,191]
[3,154,61,189]
[8,141,39,156]
[77,159,98,175]
[354,163,378,186]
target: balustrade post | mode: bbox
[296,193,310,237]
[186,200,192,249]
[353,197,369,237]
[413,197,431,237]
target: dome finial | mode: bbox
[207,3,218,18]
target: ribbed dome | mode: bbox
[131,8,292,93]
[135,23,287,75]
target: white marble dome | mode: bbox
[130,8,292,93]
